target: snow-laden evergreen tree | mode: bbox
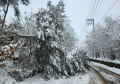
[34,0,90,79]
[34,0,67,79]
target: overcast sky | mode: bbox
[1,0,120,45]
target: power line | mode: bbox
[80,0,95,39]
[80,0,100,41]
[84,0,102,33]
[115,15,120,21]
[81,0,102,41]
[98,0,119,23]
[93,0,103,18]
[87,0,95,19]
[114,15,120,24]
[83,0,102,34]
[89,0,97,19]
[83,0,119,36]
[82,0,95,30]
[91,0,101,19]
[83,0,97,32]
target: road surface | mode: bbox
[87,63,120,84]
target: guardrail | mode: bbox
[86,59,120,69]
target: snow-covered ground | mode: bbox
[1,73,89,84]
[91,57,120,64]
[91,62,120,75]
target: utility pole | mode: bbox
[86,19,95,32]
[86,19,95,58]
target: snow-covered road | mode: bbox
[87,67,106,84]
[90,63,120,84]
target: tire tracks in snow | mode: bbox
[89,64,120,84]
[87,67,107,84]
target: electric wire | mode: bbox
[84,0,102,35]
[87,0,95,19]
[82,0,95,31]
[80,0,95,39]
[89,0,97,19]
[115,15,120,21]
[84,0,120,55]
[93,0,103,18]
[91,0,101,19]
[98,0,119,23]
[114,15,120,24]
[82,0,97,32]
[85,0,119,35]
[83,0,101,34]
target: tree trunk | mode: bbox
[1,3,10,29]
[103,52,105,59]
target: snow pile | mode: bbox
[91,62,120,75]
